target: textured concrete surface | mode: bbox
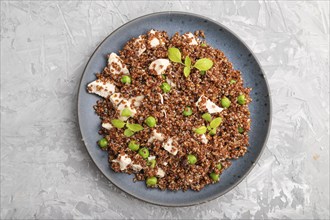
[1,1,329,219]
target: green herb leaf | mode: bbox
[210,117,222,129]
[201,43,207,47]
[147,159,156,168]
[194,58,213,71]
[160,82,171,93]
[124,129,135,137]
[168,47,182,63]
[111,119,126,129]
[209,127,217,136]
[202,113,212,122]
[238,126,244,134]
[207,125,212,131]
[183,67,191,77]
[194,126,207,134]
[126,123,144,132]
[230,79,237,84]
[200,71,206,75]
[121,108,132,117]
[184,56,191,68]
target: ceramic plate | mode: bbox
[78,12,271,206]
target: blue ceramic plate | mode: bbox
[78,12,271,206]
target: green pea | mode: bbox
[147,159,156,168]
[230,79,237,84]
[145,116,156,127]
[183,107,193,116]
[238,126,244,134]
[200,71,206,75]
[128,140,139,151]
[202,113,212,122]
[187,154,197,165]
[160,82,171,93]
[121,75,131,84]
[121,108,132,117]
[98,138,108,148]
[138,147,149,159]
[210,172,219,181]
[237,94,246,105]
[221,97,231,108]
[216,163,222,170]
[209,128,217,136]
[146,176,157,186]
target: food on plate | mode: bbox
[87,29,251,191]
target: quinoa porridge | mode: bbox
[87,30,251,191]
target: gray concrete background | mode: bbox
[1,1,329,219]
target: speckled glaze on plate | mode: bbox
[77,12,271,207]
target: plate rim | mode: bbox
[77,11,272,207]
